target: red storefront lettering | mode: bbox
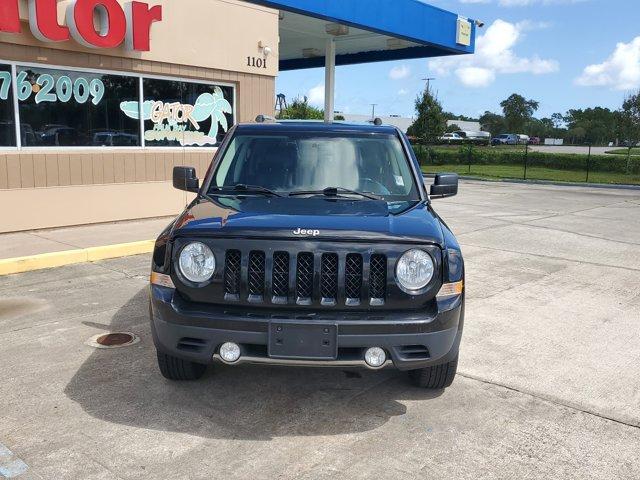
[0,0,162,52]
[0,0,21,34]
[29,0,70,42]
[67,0,127,49]
[126,1,163,51]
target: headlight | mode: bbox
[396,249,435,292]
[178,242,215,283]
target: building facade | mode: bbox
[0,0,278,233]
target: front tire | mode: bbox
[409,354,458,389]
[156,351,207,381]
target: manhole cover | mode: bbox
[86,332,139,349]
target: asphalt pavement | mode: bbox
[1,180,639,479]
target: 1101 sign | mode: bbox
[0,71,105,105]
[247,56,267,69]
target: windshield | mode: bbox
[210,132,420,203]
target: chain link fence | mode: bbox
[413,142,640,186]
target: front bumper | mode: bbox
[150,285,464,371]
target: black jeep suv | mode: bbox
[149,121,464,389]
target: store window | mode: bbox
[0,64,16,146]
[17,66,140,147]
[136,78,234,147]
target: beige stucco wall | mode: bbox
[0,0,279,233]
[0,181,195,232]
[3,0,279,77]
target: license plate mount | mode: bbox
[268,322,338,360]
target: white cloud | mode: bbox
[575,37,640,91]
[428,19,558,88]
[461,0,586,5]
[398,88,409,96]
[456,67,496,87]
[389,65,411,80]
[307,84,325,106]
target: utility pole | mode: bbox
[370,104,377,120]
[422,77,435,93]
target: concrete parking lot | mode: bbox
[1,180,639,479]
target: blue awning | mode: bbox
[243,0,476,70]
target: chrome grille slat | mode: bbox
[320,253,339,305]
[223,250,241,301]
[345,254,363,305]
[272,251,290,302]
[296,252,314,304]
[248,251,266,300]
[369,254,387,305]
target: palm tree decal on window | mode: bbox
[120,87,232,146]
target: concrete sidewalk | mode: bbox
[0,217,171,261]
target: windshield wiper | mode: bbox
[288,187,382,201]
[209,184,283,197]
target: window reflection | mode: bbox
[141,78,234,147]
[0,64,16,147]
[17,66,140,147]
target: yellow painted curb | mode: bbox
[0,240,155,276]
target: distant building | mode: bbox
[446,120,481,131]
[341,114,415,133]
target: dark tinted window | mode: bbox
[213,132,420,202]
[142,78,234,147]
[0,64,16,147]
[17,66,140,147]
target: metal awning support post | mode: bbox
[324,37,336,123]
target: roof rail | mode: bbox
[255,114,276,123]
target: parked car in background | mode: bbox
[92,131,139,147]
[454,130,491,146]
[491,134,518,146]
[528,137,541,145]
[517,134,530,145]
[439,132,464,144]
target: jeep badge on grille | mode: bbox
[293,228,320,236]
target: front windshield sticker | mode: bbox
[394,175,405,187]
[120,87,232,147]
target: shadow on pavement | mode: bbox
[65,288,443,441]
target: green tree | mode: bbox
[446,123,462,133]
[619,91,640,145]
[564,107,618,145]
[618,90,640,170]
[479,111,505,136]
[551,112,565,129]
[444,112,479,122]
[407,89,447,144]
[500,94,539,133]
[277,96,324,120]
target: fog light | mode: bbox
[219,342,241,363]
[364,347,387,368]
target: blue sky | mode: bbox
[276,0,640,120]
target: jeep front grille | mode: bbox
[221,249,387,307]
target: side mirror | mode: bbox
[430,173,459,198]
[173,166,199,193]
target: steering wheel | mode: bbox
[360,177,390,195]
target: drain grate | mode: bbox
[86,332,139,349]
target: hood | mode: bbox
[172,196,444,245]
